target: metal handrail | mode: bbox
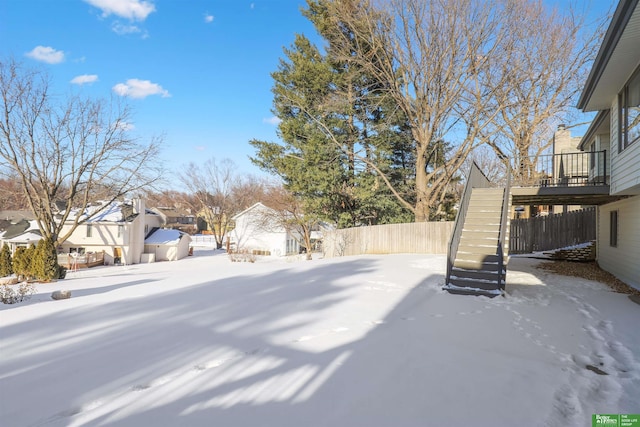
[496,165,511,290]
[511,150,608,187]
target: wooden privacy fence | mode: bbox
[509,207,596,254]
[323,221,454,258]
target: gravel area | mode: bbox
[537,260,640,296]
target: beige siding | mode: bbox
[597,196,640,290]
[610,97,640,195]
[323,222,454,258]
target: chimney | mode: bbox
[557,124,566,131]
[133,198,145,215]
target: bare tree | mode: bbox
[179,157,268,249]
[480,1,606,183]
[0,59,163,245]
[0,175,27,210]
[299,0,516,221]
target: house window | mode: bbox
[619,66,640,151]
[86,224,93,238]
[609,210,618,247]
[118,224,124,237]
[589,142,596,171]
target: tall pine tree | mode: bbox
[0,243,12,277]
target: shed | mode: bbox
[144,229,192,261]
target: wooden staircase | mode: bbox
[445,188,508,295]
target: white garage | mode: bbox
[143,229,192,261]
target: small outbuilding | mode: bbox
[143,228,192,261]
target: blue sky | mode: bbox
[1,0,319,186]
[1,0,618,190]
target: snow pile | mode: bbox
[1,252,638,426]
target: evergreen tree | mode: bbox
[31,240,45,280]
[34,238,58,281]
[250,1,414,227]
[12,246,31,281]
[0,243,13,277]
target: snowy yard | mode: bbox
[1,250,638,426]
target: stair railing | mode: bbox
[446,161,491,286]
[496,165,512,290]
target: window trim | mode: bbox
[619,65,640,152]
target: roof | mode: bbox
[64,200,158,223]
[5,231,42,244]
[144,228,191,245]
[578,0,640,111]
[0,219,33,240]
[231,202,272,220]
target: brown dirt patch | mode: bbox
[537,260,640,296]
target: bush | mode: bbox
[12,246,32,281]
[228,249,256,263]
[0,243,12,277]
[0,282,36,304]
[34,238,59,281]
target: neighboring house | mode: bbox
[144,228,192,261]
[576,0,640,290]
[56,199,163,265]
[230,202,302,256]
[0,219,42,252]
[151,207,196,233]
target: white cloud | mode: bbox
[204,14,214,23]
[111,21,143,35]
[84,0,156,21]
[112,79,170,99]
[70,74,99,85]
[263,116,281,125]
[25,46,65,64]
[250,3,255,9]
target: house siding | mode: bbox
[231,203,300,256]
[610,89,640,195]
[597,196,640,290]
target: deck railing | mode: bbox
[511,150,607,188]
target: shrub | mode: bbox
[0,282,36,304]
[228,249,256,263]
[0,243,12,277]
[12,246,31,281]
[32,238,59,281]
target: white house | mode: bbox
[144,228,192,261]
[577,0,640,290]
[0,219,42,253]
[56,199,163,265]
[230,202,302,256]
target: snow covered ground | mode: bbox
[1,250,638,426]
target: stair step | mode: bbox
[461,231,500,239]
[447,276,503,290]
[465,212,502,219]
[451,267,503,281]
[457,245,499,255]
[453,259,502,270]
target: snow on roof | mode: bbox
[5,231,42,244]
[144,228,190,245]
